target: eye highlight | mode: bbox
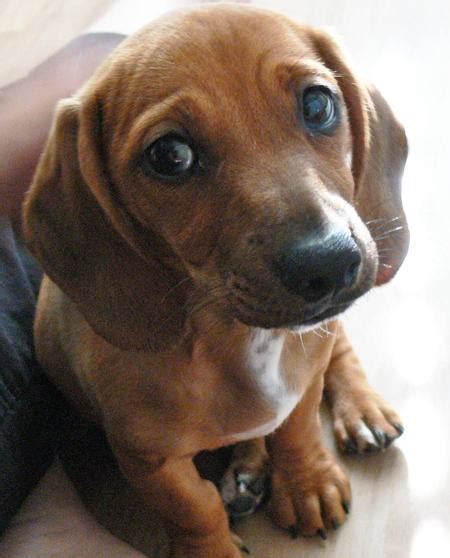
[301,86,339,134]
[142,134,197,180]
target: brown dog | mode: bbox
[23,4,409,557]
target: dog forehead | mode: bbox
[134,4,314,62]
[92,5,318,104]
[87,6,331,159]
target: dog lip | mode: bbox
[298,302,352,326]
[230,296,353,330]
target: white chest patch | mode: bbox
[231,329,300,441]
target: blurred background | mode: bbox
[1,1,449,557]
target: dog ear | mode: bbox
[23,97,188,351]
[309,29,409,285]
[355,86,409,285]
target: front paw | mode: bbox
[332,389,404,455]
[269,448,351,539]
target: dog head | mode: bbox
[24,5,409,351]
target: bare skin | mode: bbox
[0,33,124,222]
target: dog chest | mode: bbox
[230,329,300,441]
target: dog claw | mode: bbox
[342,500,350,514]
[394,423,405,435]
[363,442,379,455]
[370,427,386,447]
[341,416,405,456]
[231,533,251,555]
[288,525,299,539]
[317,528,327,540]
[344,438,358,454]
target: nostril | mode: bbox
[343,260,360,288]
[300,276,334,302]
[272,230,362,301]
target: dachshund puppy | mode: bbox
[23,4,408,557]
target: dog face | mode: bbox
[24,5,409,349]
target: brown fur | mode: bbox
[23,5,408,557]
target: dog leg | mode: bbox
[325,322,404,455]
[266,373,351,538]
[220,438,270,521]
[112,448,248,558]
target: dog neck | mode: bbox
[232,328,300,440]
[188,314,302,442]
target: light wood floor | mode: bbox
[1,1,449,557]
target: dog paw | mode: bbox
[269,448,351,538]
[220,459,269,520]
[331,389,404,455]
[231,532,251,555]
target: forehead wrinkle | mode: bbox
[277,59,338,91]
[120,90,219,163]
[111,13,342,169]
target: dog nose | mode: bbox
[272,230,362,302]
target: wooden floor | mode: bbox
[1,1,450,556]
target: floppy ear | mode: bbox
[356,86,409,285]
[23,98,188,351]
[309,29,409,285]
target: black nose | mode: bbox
[272,230,362,302]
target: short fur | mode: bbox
[23,5,408,557]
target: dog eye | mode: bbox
[302,86,338,134]
[142,134,196,179]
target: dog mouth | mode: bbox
[295,302,353,328]
[223,245,375,330]
[229,292,354,330]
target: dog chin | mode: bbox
[288,316,337,334]
[233,301,353,332]
[289,302,353,331]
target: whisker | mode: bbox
[367,218,403,237]
[160,276,192,303]
[200,290,229,312]
[373,225,405,242]
[319,325,336,338]
[186,284,230,317]
[365,215,401,227]
[299,332,308,358]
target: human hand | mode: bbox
[0,33,124,221]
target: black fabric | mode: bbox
[0,217,67,534]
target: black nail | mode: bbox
[288,525,299,539]
[384,433,394,447]
[371,427,385,447]
[363,443,379,455]
[241,544,251,554]
[344,439,358,454]
[317,528,327,540]
[394,423,405,436]
[342,501,350,514]
[331,519,340,531]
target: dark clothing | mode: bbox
[0,218,64,533]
